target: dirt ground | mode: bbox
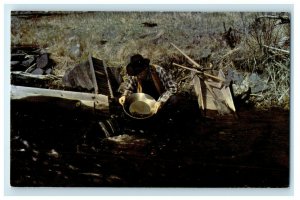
[10,98,289,187]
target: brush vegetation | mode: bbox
[11,11,290,110]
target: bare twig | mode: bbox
[221,47,241,58]
[250,94,263,97]
[278,88,289,102]
[24,63,37,73]
[263,45,290,54]
[256,15,290,24]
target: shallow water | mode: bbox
[10,99,289,187]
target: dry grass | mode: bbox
[11,11,290,109]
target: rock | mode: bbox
[47,149,60,159]
[226,68,243,85]
[31,68,44,75]
[231,73,249,97]
[22,56,35,68]
[68,35,81,58]
[106,175,123,184]
[69,44,81,58]
[231,72,269,96]
[200,48,212,59]
[251,84,268,94]
[249,73,268,93]
[45,68,52,75]
[249,73,260,83]
[36,53,49,69]
[62,60,94,90]
[11,61,20,66]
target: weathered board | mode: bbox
[192,69,236,114]
[11,85,109,113]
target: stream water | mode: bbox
[10,99,289,187]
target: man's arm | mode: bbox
[121,75,136,97]
[155,66,177,104]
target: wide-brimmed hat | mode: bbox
[126,54,150,76]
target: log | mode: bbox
[11,71,61,80]
[11,85,109,113]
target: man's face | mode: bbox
[137,68,148,80]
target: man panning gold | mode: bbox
[119,54,177,114]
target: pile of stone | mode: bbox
[11,46,55,75]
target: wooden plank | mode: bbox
[205,78,223,89]
[218,70,236,112]
[221,86,236,112]
[204,80,218,99]
[103,66,114,98]
[88,54,99,94]
[192,72,236,113]
[192,75,204,110]
[203,93,218,110]
[11,85,109,112]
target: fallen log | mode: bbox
[11,71,61,80]
[11,85,109,113]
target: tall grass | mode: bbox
[11,11,290,109]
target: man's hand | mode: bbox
[119,96,126,106]
[152,102,162,114]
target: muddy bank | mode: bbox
[10,99,289,187]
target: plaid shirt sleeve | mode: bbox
[122,75,136,96]
[122,65,177,104]
[154,65,177,104]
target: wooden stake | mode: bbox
[173,63,200,73]
[173,63,225,82]
[170,43,202,69]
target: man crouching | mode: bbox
[118,54,177,114]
